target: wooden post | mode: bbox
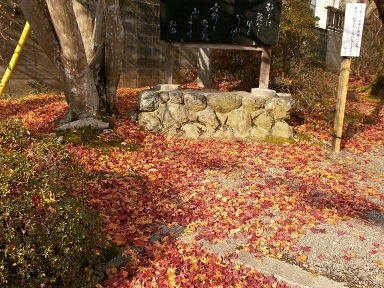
[331,57,351,152]
[197,48,212,88]
[164,42,174,84]
[259,48,271,89]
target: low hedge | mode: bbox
[0,120,107,287]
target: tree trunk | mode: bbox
[17,0,126,124]
[72,1,95,63]
[46,0,99,120]
[102,0,124,112]
[371,0,384,97]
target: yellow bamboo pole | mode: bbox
[0,21,31,97]
[331,57,351,152]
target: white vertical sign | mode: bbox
[341,3,366,57]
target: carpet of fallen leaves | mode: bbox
[1,80,383,287]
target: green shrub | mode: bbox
[0,120,107,287]
[27,81,50,95]
[273,63,339,116]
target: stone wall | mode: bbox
[138,86,296,140]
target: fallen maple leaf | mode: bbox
[295,253,308,262]
[290,246,299,252]
[301,246,311,252]
[373,242,381,248]
[310,227,327,234]
[120,269,129,278]
[108,267,118,275]
[317,253,327,260]
[342,255,352,261]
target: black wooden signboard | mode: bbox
[160,0,282,46]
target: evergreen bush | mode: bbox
[273,0,320,73]
[0,120,107,287]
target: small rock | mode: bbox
[127,110,139,121]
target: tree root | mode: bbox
[56,117,110,131]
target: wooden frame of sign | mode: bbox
[164,42,271,89]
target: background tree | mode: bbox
[371,0,384,96]
[17,0,126,124]
[273,0,320,73]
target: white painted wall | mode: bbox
[311,0,340,29]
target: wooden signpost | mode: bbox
[332,3,366,152]
[160,0,282,46]
[160,0,282,89]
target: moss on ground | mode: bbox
[56,127,143,155]
[358,95,383,104]
[264,135,295,145]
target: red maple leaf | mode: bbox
[317,254,327,260]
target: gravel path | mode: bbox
[287,146,384,288]
[182,144,384,288]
